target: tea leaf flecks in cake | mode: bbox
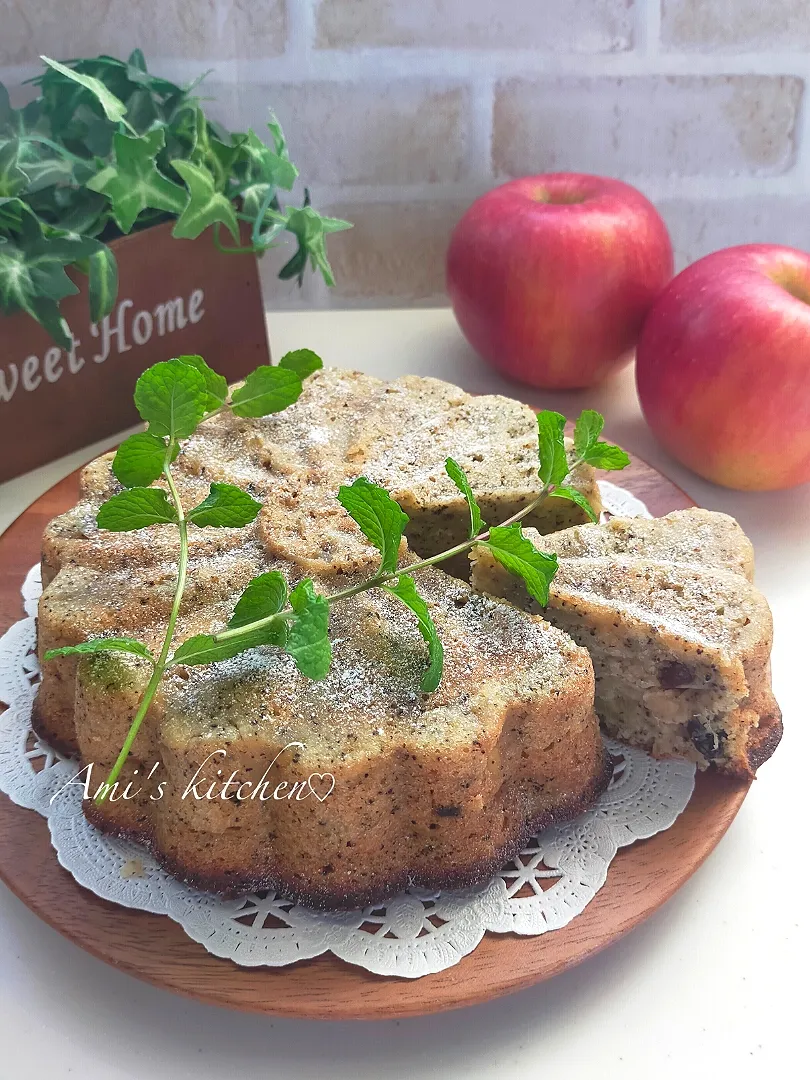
[44,351,629,803]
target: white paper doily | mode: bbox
[0,483,696,978]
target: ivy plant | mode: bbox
[0,51,351,350]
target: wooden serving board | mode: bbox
[0,456,750,1020]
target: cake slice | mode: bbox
[470,509,781,776]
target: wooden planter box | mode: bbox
[0,221,270,483]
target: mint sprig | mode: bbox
[44,351,629,804]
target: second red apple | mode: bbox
[447,173,673,390]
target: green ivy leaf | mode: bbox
[0,140,27,198]
[187,482,262,528]
[278,348,323,381]
[171,158,239,241]
[337,477,409,576]
[286,579,331,680]
[230,365,303,418]
[96,487,178,531]
[176,354,228,412]
[445,457,484,539]
[86,129,187,233]
[133,358,209,439]
[86,244,118,322]
[383,575,444,693]
[112,432,168,488]
[553,485,599,523]
[0,212,97,348]
[228,571,288,629]
[44,637,155,663]
[482,524,559,607]
[40,56,129,125]
[272,203,352,287]
[537,411,569,487]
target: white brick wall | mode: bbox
[2,0,809,308]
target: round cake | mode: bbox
[34,369,609,908]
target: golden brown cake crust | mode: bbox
[34,369,608,908]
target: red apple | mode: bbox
[446,173,673,389]
[637,244,810,491]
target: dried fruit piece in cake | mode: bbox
[470,509,781,776]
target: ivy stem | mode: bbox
[94,444,189,804]
[210,475,565,645]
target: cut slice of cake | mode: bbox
[470,509,781,777]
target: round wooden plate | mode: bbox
[0,456,750,1020]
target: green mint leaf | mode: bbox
[40,56,128,125]
[337,477,409,576]
[228,571,288,629]
[286,578,331,680]
[553,485,599,523]
[86,244,118,323]
[133,357,208,439]
[573,409,604,458]
[170,624,285,667]
[230,365,303,418]
[483,524,559,607]
[537,411,569,487]
[96,487,178,531]
[176,354,228,412]
[278,348,323,381]
[580,442,631,471]
[572,410,630,471]
[86,129,187,234]
[171,158,240,241]
[112,432,168,488]
[44,637,155,663]
[383,575,444,694]
[187,482,262,528]
[444,457,484,539]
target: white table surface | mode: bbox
[0,309,806,1079]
